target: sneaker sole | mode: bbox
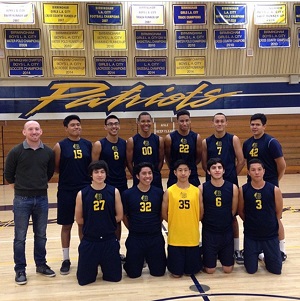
[235,261,244,265]
[60,270,70,275]
[16,280,27,285]
[36,272,56,277]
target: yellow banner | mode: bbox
[93,30,127,50]
[52,57,86,76]
[175,57,205,75]
[50,30,84,49]
[254,4,287,25]
[43,4,79,24]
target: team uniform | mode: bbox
[166,184,202,275]
[132,133,162,189]
[205,133,238,185]
[77,184,122,285]
[98,137,128,193]
[242,182,282,274]
[201,181,234,268]
[167,130,200,187]
[122,186,166,278]
[243,133,283,187]
[57,138,92,225]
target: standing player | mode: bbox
[122,162,166,278]
[242,113,287,261]
[202,113,245,264]
[75,160,123,285]
[126,112,164,189]
[92,115,127,261]
[53,115,92,275]
[200,158,238,274]
[238,159,283,275]
[164,110,202,187]
[162,159,203,277]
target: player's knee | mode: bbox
[205,267,216,274]
[222,265,233,273]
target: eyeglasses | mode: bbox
[106,122,120,127]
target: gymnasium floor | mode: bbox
[0,175,300,301]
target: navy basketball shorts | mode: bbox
[57,189,79,225]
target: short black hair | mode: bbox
[63,115,81,127]
[207,158,224,171]
[213,112,227,121]
[176,110,190,119]
[247,158,264,170]
[173,159,191,170]
[133,162,154,176]
[250,113,267,125]
[88,160,109,176]
[105,115,120,125]
[137,112,152,121]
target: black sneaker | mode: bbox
[60,259,71,275]
[15,271,27,285]
[36,264,56,277]
[281,251,287,263]
[120,254,126,264]
[234,250,244,265]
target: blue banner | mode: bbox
[258,29,290,48]
[214,5,247,25]
[173,5,206,25]
[5,29,40,49]
[95,57,127,77]
[175,30,207,49]
[214,29,246,49]
[135,57,167,76]
[295,5,300,24]
[87,4,122,25]
[135,30,167,50]
[8,57,43,77]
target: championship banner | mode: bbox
[254,4,287,25]
[87,4,122,25]
[94,57,127,77]
[135,30,167,50]
[0,2,34,24]
[135,57,167,76]
[175,30,207,49]
[8,57,43,77]
[175,57,205,76]
[173,5,206,25]
[5,29,40,49]
[131,5,164,26]
[294,5,300,24]
[214,29,246,49]
[50,30,84,49]
[214,4,247,25]
[52,57,86,76]
[43,4,79,24]
[258,29,290,48]
[93,30,127,50]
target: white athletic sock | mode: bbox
[62,248,70,261]
[279,239,286,254]
[234,238,240,251]
[258,253,265,261]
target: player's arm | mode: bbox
[91,140,102,161]
[53,142,61,173]
[233,135,245,175]
[237,186,245,221]
[199,185,204,221]
[232,184,239,216]
[195,134,202,165]
[274,186,283,220]
[157,136,165,171]
[161,190,169,222]
[115,189,123,223]
[75,191,84,226]
[126,137,134,175]
[275,156,286,182]
[164,134,172,168]
[201,139,208,172]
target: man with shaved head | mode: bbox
[4,120,55,285]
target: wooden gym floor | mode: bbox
[0,175,300,301]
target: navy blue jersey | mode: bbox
[168,130,199,182]
[122,185,163,235]
[81,184,117,240]
[58,138,92,190]
[243,133,283,186]
[99,137,127,189]
[242,182,278,240]
[202,181,234,233]
[205,133,238,185]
